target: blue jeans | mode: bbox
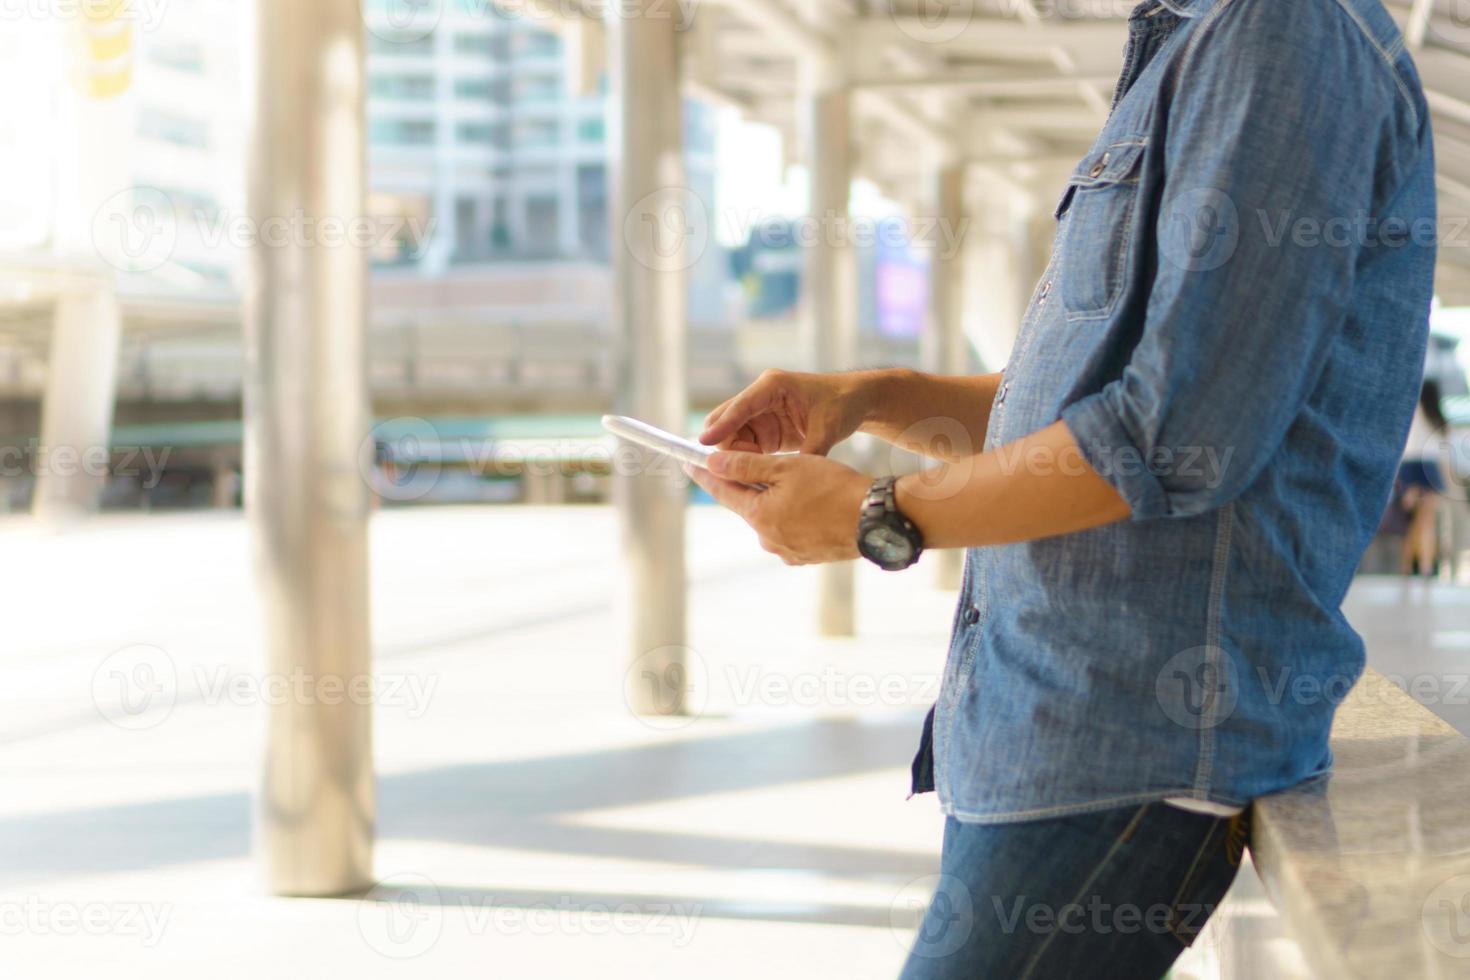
[898,804,1247,980]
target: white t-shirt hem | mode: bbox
[1163,797,1245,818]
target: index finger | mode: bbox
[701,381,777,446]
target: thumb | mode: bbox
[708,451,781,485]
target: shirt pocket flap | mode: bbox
[1055,140,1147,217]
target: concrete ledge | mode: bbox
[1251,668,1470,978]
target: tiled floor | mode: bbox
[0,507,954,979]
[0,507,1454,979]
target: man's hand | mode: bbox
[687,451,869,565]
[700,369,872,455]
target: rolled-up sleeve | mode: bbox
[1060,4,1413,520]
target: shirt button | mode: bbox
[1040,280,1051,300]
[1089,153,1109,178]
[996,382,1008,404]
[962,606,980,626]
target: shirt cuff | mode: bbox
[1060,392,1170,521]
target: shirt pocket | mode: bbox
[1054,138,1147,323]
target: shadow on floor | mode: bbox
[0,713,937,927]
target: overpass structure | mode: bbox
[5,0,1470,896]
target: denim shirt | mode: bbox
[914,0,1436,823]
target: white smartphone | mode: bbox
[601,415,767,489]
[602,415,715,469]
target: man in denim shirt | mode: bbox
[690,0,1436,974]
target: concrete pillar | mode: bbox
[33,288,122,521]
[246,0,374,896]
[963,191,1040,378]
[920,164,968,591]
[800,66,858,637]
[211,450,238,509]
[608,2,689,715]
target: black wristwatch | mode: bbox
[857,476,924,571]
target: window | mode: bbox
[512,119,559,148]
[454,77,497,100]
[524,195,559,256]
[369,75,435,101]
[512,74,561,104]
[456,122,505,146]
[138,108,208,148]
[454,33,496,56]
[577,117,604,142]
[367,33,434,56]
[369,118,436,146]
[514,30,561,58]
[146,41,203,73]
[453,0,511,17]
[577,164,607,258]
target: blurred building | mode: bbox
[0,0,754,510]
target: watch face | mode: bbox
[863,525,914,566]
